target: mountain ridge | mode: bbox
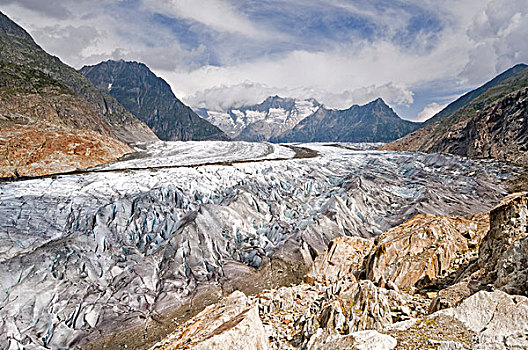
[274,97,422,143]
[425,63,528,124]
[80,60,229,141]
[197,95,321,142]
[198,96,421,143]
[382,63,528,166]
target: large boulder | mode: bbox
[432,290,528,349]
[150,291,268,350]
[305,330,397,350]
[305,236,374,284]
[365,214,480,289]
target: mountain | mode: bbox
[0,12,157,145]
[275,98,422,143]
[80,60,229,141]
[196,95,320,141]
[382,64,528,166]
[426,63,528,124]
[0,11,158,178]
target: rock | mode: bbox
[299,279,394,342]
[432,290,528,349]
[428,281,473,313]
[306,330,397,350]
[0,125,133,178]
[305,236,374,284]
[365,214,473,289]
[383,318,418,332]
[151,291,269,350]
[477,192,528,295]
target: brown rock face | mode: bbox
[0,125,132,178]
[364,214,486,290]
[306,236,374,284]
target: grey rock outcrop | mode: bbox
[151,291,268,350]
[306,330,397,350]
[305,236,373,284]
[432,290,528,349]
[477,192,528,295]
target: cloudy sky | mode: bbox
[1,0,527,120]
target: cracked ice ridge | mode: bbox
[0,141,514,349]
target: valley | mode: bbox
[0,141,519,349]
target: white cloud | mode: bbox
[141,0,267,39]
[2,0,527,120]
[461,0,528,85]
[184,81,414,112]
[417,102,448,121]
[159,35,468,110]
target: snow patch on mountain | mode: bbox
[199,96,320,141]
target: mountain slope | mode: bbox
[275,98,422,143]
[197,96,320,141]
[80,60,229,141]
[0,12,146,177]
[382,64,528,166]
[426,63,528,124]
[0,11,157,144]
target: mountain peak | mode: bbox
[81,60,229,141]
[370,97,388,106]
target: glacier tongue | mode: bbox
[0,142,513,349]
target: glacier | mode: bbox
[0,141,515,349]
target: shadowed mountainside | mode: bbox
[80,60,229,141]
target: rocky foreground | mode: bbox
[151,192,528,350]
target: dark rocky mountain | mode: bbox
[80,60,229,141]
[197,95,320,141]
[382,64,528,167]
[426,63,528,124]
[0,11,157,144]
[274,98,422,143]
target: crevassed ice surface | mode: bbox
[0,142,512,349]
